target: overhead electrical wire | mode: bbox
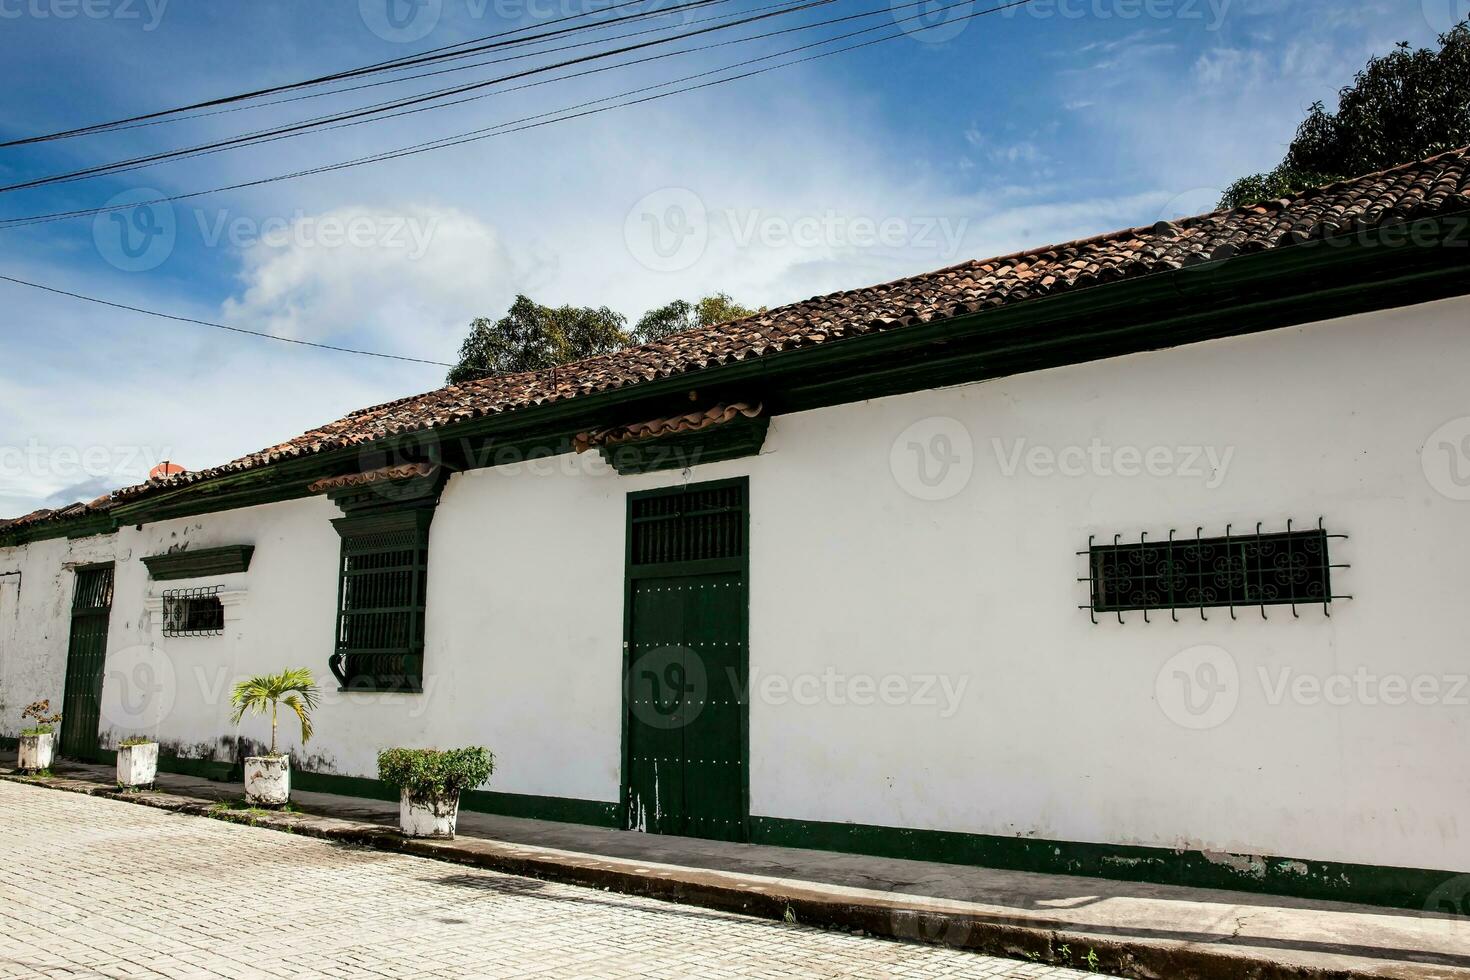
[0,0,1029,231]
[32,0,821,142]
[0,274,453,365]
[0,0,742,149]
[1,0,1030,366]
[0,0,844,194]
[4,0,999,197]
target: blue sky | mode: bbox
[0,0,1453,515]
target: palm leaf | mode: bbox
[280,693,314,744]
[229,668,321,750]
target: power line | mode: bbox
[0,0,737,149]
[0,274,452,366]
[2,0,859,194]
[0,0,1029,230]
[43,0,814,142]
[0,0,840,195]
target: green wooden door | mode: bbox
[624,479,748,841]
[59,564,114,761]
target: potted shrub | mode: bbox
[17,700,61,773]
[378,747,494,839]
[229,668,319,806]
[115,736,159,789]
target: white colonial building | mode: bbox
[4,149,1468,909]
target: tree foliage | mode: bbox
[1219,22,1470,209]
[632,292,758,344]
[447,292,758,382]
[446,295,630,384]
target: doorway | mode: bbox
[59,563,114,761]
[622,478,749,841]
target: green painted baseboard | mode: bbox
[750,815,1461,912]
[17,741,1452,910]
[140,754,621,829]
[289,767,619,827]
[141,751,234,782]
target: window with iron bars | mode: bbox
[1082,520,1350,621]
[329,508,432,692]
[162,585,225,637]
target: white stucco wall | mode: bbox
[2,293,1467,875]
[0,532,122,738]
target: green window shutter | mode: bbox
[329,507,433,692]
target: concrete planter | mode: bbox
[116,742,159,789]
[18,732,53,772]
[244,755,290,806]
[399,790,460,839]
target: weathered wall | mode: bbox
[2,293,1466,876]
[0,533,122,738]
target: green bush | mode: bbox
[377,747,494,801]
[118,736,155,748]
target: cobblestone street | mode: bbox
[0,782,1105,979]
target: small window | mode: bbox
[630,481,745,566]
[162,586,225,637]
[329,508,432,692]
[1086,522,1345,617]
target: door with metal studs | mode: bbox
[59,563,114,762]
[623,478,749,842]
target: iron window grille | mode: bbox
[329,508,431,692]
[630,481,746,566]
[1080,518,1351,623]
[161,585,225,637]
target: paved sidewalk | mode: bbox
[0,781,1098,980]
[4,757,1469,979]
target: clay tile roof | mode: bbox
[9,148,1470,536]
[573,402,764,453]
[305,462,438,494]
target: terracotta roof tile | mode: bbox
[9,148,1470,535]
[305,462,438,494]
[573,402,764,453]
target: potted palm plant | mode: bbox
[377,747,494,839]
[115,736,159,789]
[18,700,61,773]
[229,668,319,806]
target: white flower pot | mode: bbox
[116,742,159,789]
[244,755,290,806]
[17,732,53,772]
[399,790,460,839]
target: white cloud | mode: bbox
[219,205,522,354]
[1192,46,1269,85]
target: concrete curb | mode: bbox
[0,771,1395,979]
